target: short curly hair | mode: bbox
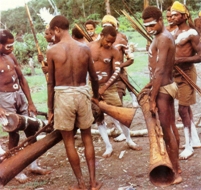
[142,6,162,21]
[85,20,96,28]
[50,15,69,30]
[0,29,14,44]
[101,26,117,37]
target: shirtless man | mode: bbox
[171,1,201,160]
[100,15,139,143]
[166,6,178,34]
[85,20,98,41]
[72,26,88,44]
[47,15,101,190]
[194,11,201,38]
[0,29,49,183]
[38,27,55,74]
[88,26,141,158]
[142,6,182,184]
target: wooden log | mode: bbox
[0,130,62,186]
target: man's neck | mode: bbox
[177,21,189,30]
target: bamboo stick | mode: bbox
[75,24,93,42]
[25,3,48,81]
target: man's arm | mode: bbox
[175,33,201,64]
[46,48,55,118]
[9,54,37,116]
[99,48,121,95]
[149,38,170,113]
[88,52,99,99]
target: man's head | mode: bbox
[100,26,117,49]
[142,6,163,35]
[44,28,54,43]
[166,7,175,26]
[101,15,117,28]
[85,20,96,37]
[171,1,189,25]
[49,15,69,42]
[72,27,84,40]
[0,29,14,55]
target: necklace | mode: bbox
[0,55,19,90]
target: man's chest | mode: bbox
[92,48,113,64]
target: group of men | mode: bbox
[0,0,201,189]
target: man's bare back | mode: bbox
[47,40,92,87]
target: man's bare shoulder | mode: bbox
[88,40,98,47]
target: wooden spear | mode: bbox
[25,2,48,81]
[75,24,93,42]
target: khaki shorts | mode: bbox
[159,82,178,99]
[174,65,197,106]
[54,89,94,131]
[91,83,122,124]
[0,89,28,116]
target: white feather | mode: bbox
[37,7,55,25]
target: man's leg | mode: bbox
[98,122,113,158]
[61,130,86,190]
[170,101,180,148]
[81,128,102,190]
[179,105,194,159]
[157,93,182,184]
[24,127,50,175]
[8,132,19,149]
[118,121,142,150]
[188,107,201,148]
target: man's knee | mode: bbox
[8,132,20,149]
[178,106,189,117]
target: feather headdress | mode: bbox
[37,7,55,28]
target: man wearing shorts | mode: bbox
[47,15,101,190]
[171,1,201,159]
[88,26,141,158]
[0,29,49,183]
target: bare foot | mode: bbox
[90,182,103,190]
[127,141,142,151]
[178,164,182,174]
[29,166,51,175]
[179,148,194,160]
[181,143,201,149]
[114,134,126,142]
[15,172,29,184]
[68,184,87,190]
[172,175,182,185]
[102,147,113,158]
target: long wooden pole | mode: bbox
[25,3,48,81]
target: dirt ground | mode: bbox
[1,65,201,190]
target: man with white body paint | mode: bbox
[0,29,49,183]
[89,26,141,158]
[171,1,201,160]
[142,6,182,184]
[99,15,141,144]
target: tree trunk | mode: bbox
[105,0,111,15]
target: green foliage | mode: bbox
[13,33,48,66]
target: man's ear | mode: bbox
[54,26,60,33]
[159,17,163,22]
